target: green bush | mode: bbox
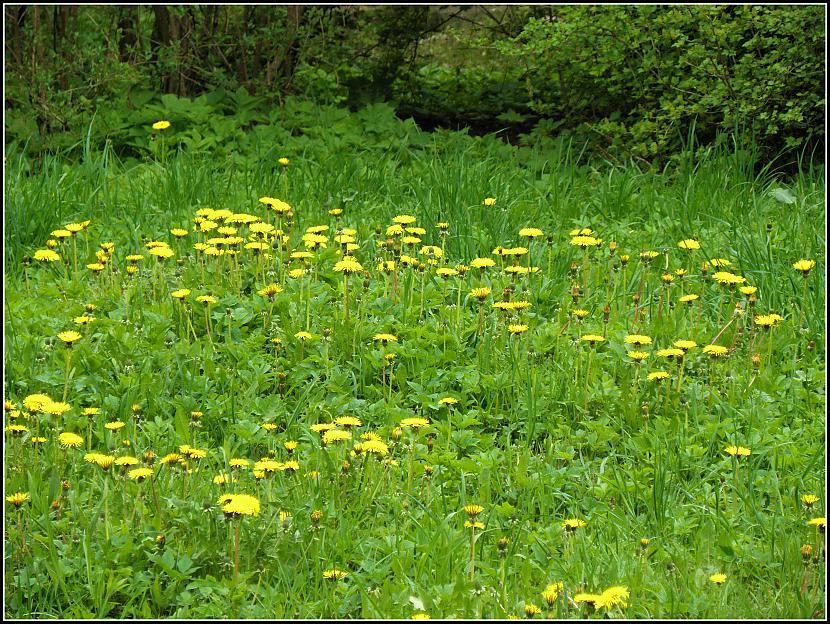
[494,5,824,165]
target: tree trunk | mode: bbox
[5,6,27,68]
[118,6,138,62]
[152,6,181,93]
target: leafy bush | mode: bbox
[494,5,825,165]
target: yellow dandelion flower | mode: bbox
[6,492,30,507]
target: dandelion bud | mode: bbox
[571,284,580,303]
[62,480,71,491]
[391,427,402,442]
[426,436,433,452]
[807,340,815,351]
[144,451,156,464]
[51,499,61,511]
[569,262,579,277]
[640,537,650,549]
[632,293,641,304]
[311,510,322,524]
[752,354,761,368]
[156,534,166,546]
[603,305,611,321]
[423,465,434,476]
[609,240,617,254]
[498,537,509,555]
[802,544,813,560]
[341,460,350,473]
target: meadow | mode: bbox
[3,112,826,619]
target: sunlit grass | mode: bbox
[3,121,826,619]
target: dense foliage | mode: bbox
[5,5,825,166]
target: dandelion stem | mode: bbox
[469,526,476,581]
[233,519,241,582]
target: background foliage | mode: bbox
[4,5,825,167]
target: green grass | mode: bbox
[3,117,826,619]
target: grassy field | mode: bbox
[3,116,826,619]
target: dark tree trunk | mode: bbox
[5,5,27,68]
[152,6,181,93]
[118,6,138,62]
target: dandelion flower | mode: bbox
[334,416,362,428]
[656,348,685,358]
[220,493,260,517]
[673,340,697,351]
[361,439,389,457]
[323,568,348,581]
[373,333,398,344]
[792,259,816,275]
[508,324,529,335]
[524,604,542,617]
[570,235,602,248]
[400,417,431,429]
[258,283,283,298]
[148,246,174,260]
[581,334,605,344]
[470,257,496,269]
[573,593,600,607]
[703,344,729,357]
[712,271,745,285]
[709,573,727,585]
[594,586,629,610]
[807,517,826,531]
[58,432,84,448]
[627,351,649,361]
[23,394,52,414]
[482,198,496,206]
[6,492,30,507]
[322,429,352,445]
[561,518,586,532]
[464,504,484,517]
[34,249,61,262]
[105,421,126,431]
[725,445,751,457]
[678,239,700,250]
[333,256,363,273]
[128,467,154,481]
[58,331,82,345]
[801,494,820,507]
[648,371,669,381]
[624,334,652,346]
[152,120,171,131]
[541,582,564,606]
[311,423,335,434]
[679,294,699,304]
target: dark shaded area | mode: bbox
[4,5,825,169]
